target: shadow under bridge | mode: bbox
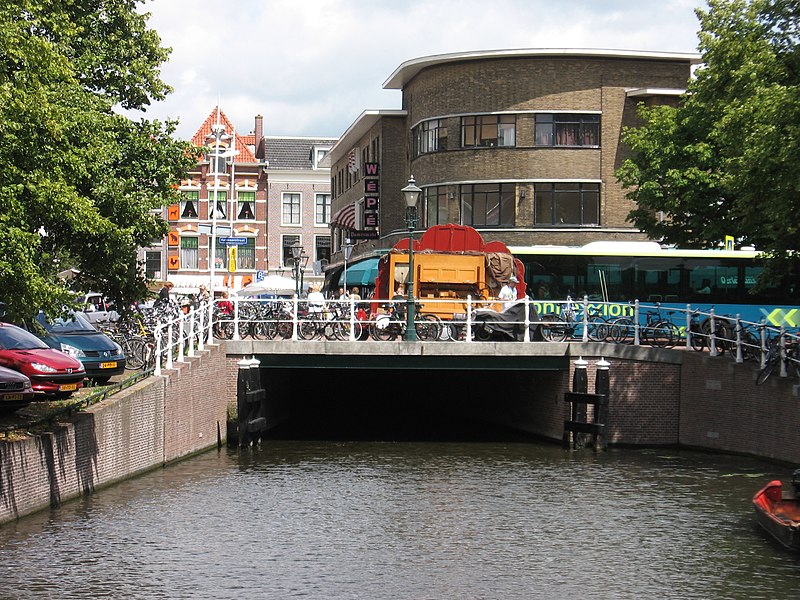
[225,340,572,442]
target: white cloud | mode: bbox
[127,0,703,140]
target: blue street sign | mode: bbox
[256,270,265,282]
[219,237,248,245]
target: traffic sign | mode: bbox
[256,270,265,282]
[219,237,248,245]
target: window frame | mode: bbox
[534,113,600,147]
[315,193,331,226]
[460,183,516,227]
[461,115,516,148]
[534,182,601,226]
[281,192,301,226]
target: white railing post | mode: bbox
[197,302,205,352]
[348,296,356,342]
[466,295,473,343]
[292,295,299,341]
[233,296,241,340]
[206,300,214,345]
[685,304,692,350]
[780,327,788,378]
[154,324,163,376]
[760,321,768,368]
[581,296,589,342]
[165,322,174,370]
[177,311,186,363]
[634,300,641,346]
[709,308,718,357]
[187,307,196,358]
[735,314,743,363]
[523,296,531,342]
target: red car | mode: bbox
[0,322,85,399]
[0,365,35,412]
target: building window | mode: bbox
[180,191,199,219]
[315,193,331,226]
[282,235,300,267]
[413,119,448,157]
[534,182,600,225]
[460,183,515,227]
[180,236,198,269]
[282,193,301,225]
[315,235,331,265]
[312,146,331,169]
[206,145,229,174]
[535,113,600,147]
[425,186,449,227]
[238,238,256,270]
[237,191,256,220]
[208,190,227,220]
[461,115,516,148]
[211,238,227,270]
[145,251,161,279]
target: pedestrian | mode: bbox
[498,275,518,308]
[218,289,234,316]
[350,287,362,301]
[196,284,210,305]
[307,284,326,313]
[156,281,174,306]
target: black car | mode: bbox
[0,365,35,412]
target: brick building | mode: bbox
[326,48,701,281]
[143,107,335,296]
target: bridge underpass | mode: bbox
[226,340,576,443]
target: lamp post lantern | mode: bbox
[290,242,304,297]
[401,176,422,341]
[342,238,354,294]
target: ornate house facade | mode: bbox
[141,107,335,296]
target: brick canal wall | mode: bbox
[478,346,800,465]
[0,343,237,525]
[2,343,798,525]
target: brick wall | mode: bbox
[0,343,237,525]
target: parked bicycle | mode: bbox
[756,333,800,385]
[369,302,443,341]
[539,297,610,343]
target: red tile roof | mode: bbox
[190,106,257,163]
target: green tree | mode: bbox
[0,0,197,322]
[617,0,800,285]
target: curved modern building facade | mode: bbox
[328,48,700,265]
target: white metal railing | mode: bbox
[147,296,800,379]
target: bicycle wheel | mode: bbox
[123,337,146,370]
[297,318,318,340]
[540,314,568,342]
[370,314,397,341]
[586,316,610,342]
[646,320,677,348]
[689,325,706,352]
[609,317,635,344]
[415,314,442,341]
[756,340,781,385]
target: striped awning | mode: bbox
[331,203,356,230]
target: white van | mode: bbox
[78,292,119,324]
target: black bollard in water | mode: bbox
[594,357,610,451]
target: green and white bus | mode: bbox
[510,241,800,328]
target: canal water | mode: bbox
[1,439,799,599]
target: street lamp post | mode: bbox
[342,238,354,295]
[290,242,304,297]
[205,122,230,298]
[401,176,422,341]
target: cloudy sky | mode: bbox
[128,0,706,141]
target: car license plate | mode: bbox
[59,383,78,392]
[4,393,23,401]
[100,361,117,369]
